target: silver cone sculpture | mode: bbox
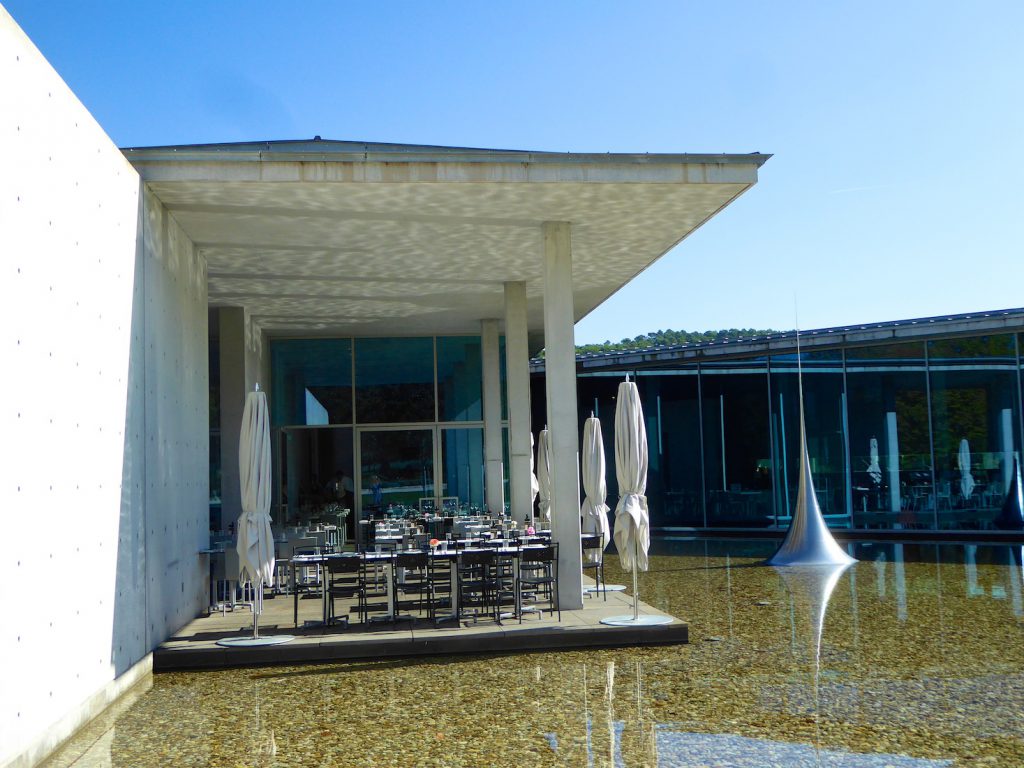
[768,366,855,566]
[993,456,1024,531]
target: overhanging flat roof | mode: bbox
[124,138,768,340]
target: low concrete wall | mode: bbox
[0,7,208,766]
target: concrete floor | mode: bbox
[155,580,687,671]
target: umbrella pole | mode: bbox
[632,538,639,621]
[253,582,261,640]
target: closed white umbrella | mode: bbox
[867,438,882,485]
[958,438,975,500]
[529,432,540,525]
[537,428,552,523]
[218,387,292,647]
[580,414,611,560]
[602,377,672,627]
[613,379,649,573]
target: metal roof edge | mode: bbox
[122,144,770,167]
[529,307,1024,372]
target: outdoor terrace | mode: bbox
[155,582,686,671]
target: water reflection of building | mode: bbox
[533,309,1024,534]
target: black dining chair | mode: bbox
[393,551,430,622]
[518,543,560,622]
[326,556,366,626]
[456,549,499,623]
[581,534,606,600]
[361,552,393,622]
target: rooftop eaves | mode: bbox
[530,307,1024,373]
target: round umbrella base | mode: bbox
[216,635,295,647]
[585,584,627,593]
[600,615,673,627]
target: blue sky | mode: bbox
[8,1,1023,344]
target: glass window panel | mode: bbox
[846,342,931,529]
[358,429,434,515]
[270,339,353,426]
[636,370,703,527]
[769,351,848,529]
[928,334,1020,529]
[436,336,483,422]
[701,362,773,527]
[354,337,435,423]
[277,426,354,536]
[440,427,485,512]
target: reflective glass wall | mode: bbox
[928,335,1021,529]
[566,331,1024,533]
[846,343,931,528]
[700,361,772,527]
[638,370,702,526]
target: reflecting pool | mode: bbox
[45,541,1024,767]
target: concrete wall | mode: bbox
[0,8,208,766]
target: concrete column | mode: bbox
[542,221,583,610]
[218,307,247,535]
[504,281,533,525]
[481,319,505,515]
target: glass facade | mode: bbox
[265,325,1023,534]
[269,335,506,525]
[564,331,1024,533]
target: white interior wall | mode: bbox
[0,8,208,766]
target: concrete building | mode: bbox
[0,9,766,766]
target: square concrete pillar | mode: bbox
[218,307,246,535]
[504,281,533,524]
[481,319,505,515]
[542,221,583,610]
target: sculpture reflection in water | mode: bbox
[775,558,854,764]
[605,659,658,768]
